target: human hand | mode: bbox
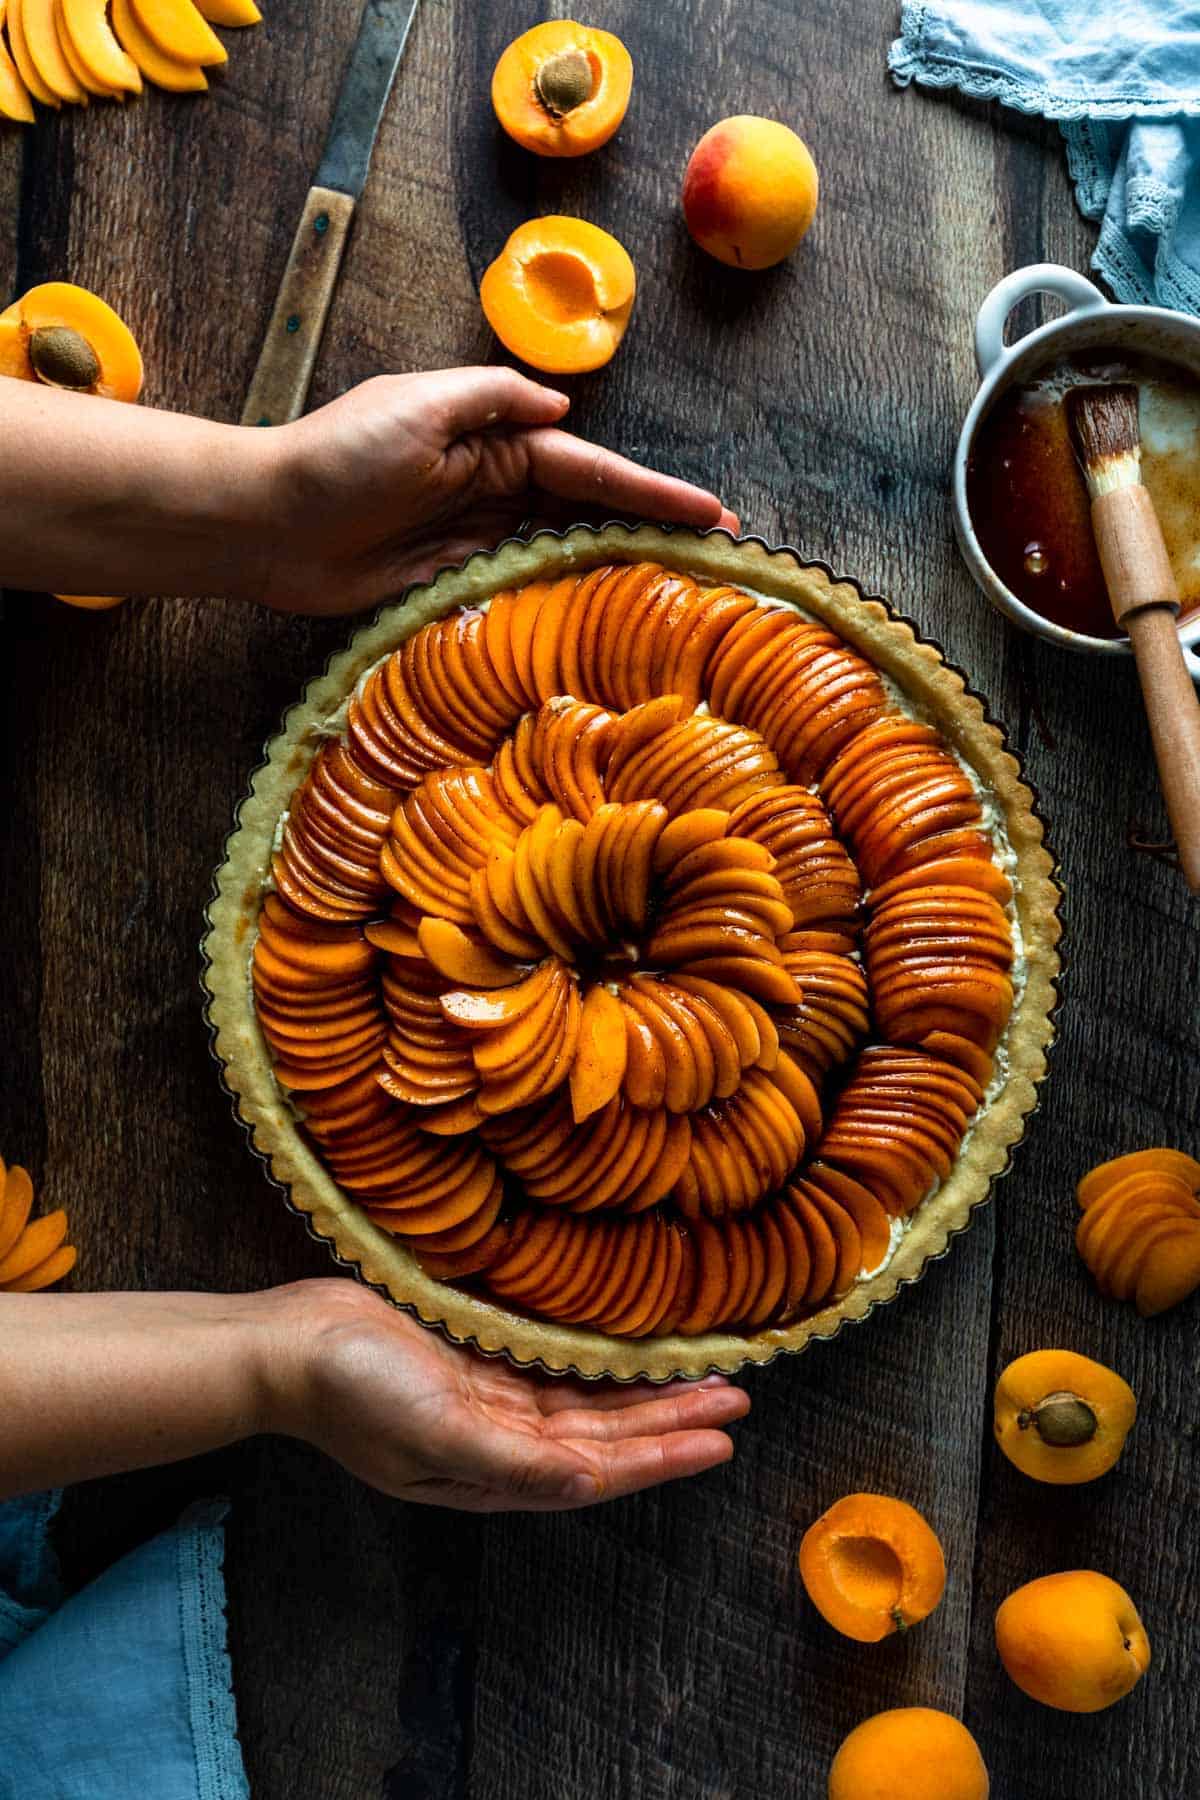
[274,1278,750,1512]
[256,366,740,615]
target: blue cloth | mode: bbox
[890,2,1200,313]
[0,1492,249,1800]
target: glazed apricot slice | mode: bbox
[0,27,36,122]
[799,1493,947,1642]
[492,20,632,159]
[481,217,636,375]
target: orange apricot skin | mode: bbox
[798,1491,946,1643]
[683,116,818,270]
[993,1349,1136,1485]
[828,1708,989,1800]
[995,1571,1150,1713]
[492,20,632,158]
[481,216,635,375]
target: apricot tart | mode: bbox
[204,527,1060,1379]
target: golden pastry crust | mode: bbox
[202,526,1061,1380]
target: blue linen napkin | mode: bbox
[890,1,1200,313]
[0,1491,249,1799]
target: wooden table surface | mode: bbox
[2,4,1198,1796]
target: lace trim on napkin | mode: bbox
[177,1501,250,1800]
[1063,120,1200,313]
[890,0,1200,121]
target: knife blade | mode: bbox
[241,0,422,428]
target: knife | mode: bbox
[241,0,422,428]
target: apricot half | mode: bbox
[492,20,632,158]
[995,1571,1150,1713]
[994,1349,1136,1485]
[828,1708,989,1800]
[683,116,819,270]
[798,1492,946,1642]
[1,281,143,401]
[481,217,635,375]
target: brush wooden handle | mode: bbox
[1124,607,1200,892]
[1091,486,1200,892]
[1092,485,1179,624]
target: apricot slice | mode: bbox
[798,1492,946,1642]
[127,0,226,65]
[60,0,142,89]
[21,0,86,102]
[570,982,628,1122]
[7,0,60,104]
[481,216,635,375]
[0,1163,35,1261]
[111,0,206,89]
[995,1571,1149,1712]
[829,1709,989,1800]
[492,20,632,159]
[0,29,34,119]
[195,0,258,22]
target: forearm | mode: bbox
[0,383,279,602]
[0,1287,308,1498]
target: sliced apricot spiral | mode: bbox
[251,561,1015,1337]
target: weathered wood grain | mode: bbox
[1,3,1197,1799]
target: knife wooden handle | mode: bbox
[241,186,356,428]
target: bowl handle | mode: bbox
[975,264,1108,379]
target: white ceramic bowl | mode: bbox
[954,262,1200,682]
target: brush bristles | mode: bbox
[1065,383,1142,497]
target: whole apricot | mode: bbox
[993,1349,1136,1484]
[682,116,818,270]
[995,1571,1150,1712]
[828,1708,989,1800]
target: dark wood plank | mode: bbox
[2,3,1197,1799]
[959,117,1200,1800]
[452,7,1012,1792]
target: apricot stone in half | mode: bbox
[828,1708,989,1800]
[492,20,632,158]
[683,116,818,270]
[994,1349,1136,1485]
[995,1570,1150,1713]
[481,217,635,375]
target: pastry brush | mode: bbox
[1065,382,1200,893]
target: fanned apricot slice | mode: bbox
[492,20,632,159]
[195,0,259,22]
[127,0,225,65]
[111,0,206,90]
[60,0,141,89]
[481,217,635,375]
[0,28,36,122]
[22,0,85,103]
